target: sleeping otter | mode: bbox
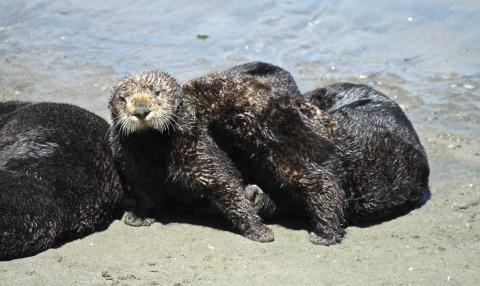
[182,70,429,245]
[0,101,123,260]
[108,71,273,243]
[304,83,429,222]
[228,63,430,222]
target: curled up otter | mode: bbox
[108,71,273,243]
[182,64,429,245]
[0,101,123,260]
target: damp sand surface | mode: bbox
[1,1,479,285]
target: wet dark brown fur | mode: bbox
[183,73,348,245]
[304,83,430,222]
[227,61,303,100]
[183,70,430,245]
[0,101,123,260]
[108,71,273,242]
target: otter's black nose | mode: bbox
[133,102,151,120]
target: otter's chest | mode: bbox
[118,131,173,176]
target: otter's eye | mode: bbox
[154,88,165,97]
[117,94,126,103]
[205,88,213,97]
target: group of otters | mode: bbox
[0,62,429,260]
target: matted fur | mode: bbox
[183,63,429,245]
[108,70,274,243]
[183,72,347,245]
[304,83,430,222]
[0,101,123,260]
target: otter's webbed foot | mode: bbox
[244,224,275,243]
[309,231,343,246]
[300,170,347,246]
[244,184,276,217]
[123,211,156,227]
[212,184,275,243]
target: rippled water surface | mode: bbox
[1,0,479,143]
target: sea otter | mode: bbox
[227,63,430,222]
[108,70,273,243]
[183,73,347,245]
[0,101,123,260]
[182,70,429,245]
[304,83,429,222]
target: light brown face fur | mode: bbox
[108,71,182,136]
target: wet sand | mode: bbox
[1,1,479,285]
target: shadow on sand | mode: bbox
[51,187,431,252]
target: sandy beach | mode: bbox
[1,1,479,285]
[2,126,479,285]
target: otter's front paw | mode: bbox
[309,232,342,246]
[244,184,276,216]
[243,224,274,243]
[123,211,156,227]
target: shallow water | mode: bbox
[1,0,479,144]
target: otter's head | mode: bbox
[182,73,271,123]
[108,71,182,136]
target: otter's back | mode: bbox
[0,101,123,260]
[306,83,430,221]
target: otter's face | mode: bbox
[183,73,269,122]
[108,71,181,136]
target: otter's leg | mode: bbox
[209,183,274,242]
[301,172,347,245]
[174,126,274,243]
[123,185,156,227]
